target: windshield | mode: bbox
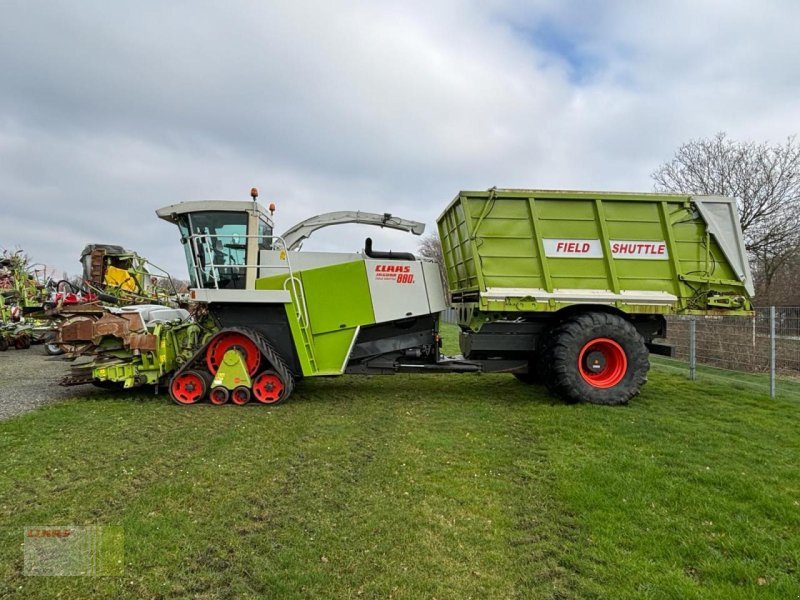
[178,211,248,289]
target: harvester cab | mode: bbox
[156,194,274,291]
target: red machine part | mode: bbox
[170,371,208,405]
[578,338,628,388]
[205,331,261,376]
[252,371,285,404]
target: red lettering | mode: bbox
[375,265,412,273]
[556,241,565,252]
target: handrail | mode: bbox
[182,232,312,332]
[182,233,292,291]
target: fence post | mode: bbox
[770,306,776,399]
[689,318,697,381]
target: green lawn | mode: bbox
[1,326,799,599]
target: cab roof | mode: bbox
[155,200,272,224]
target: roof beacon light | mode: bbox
[268,202,276,216]
[250,188,258,200]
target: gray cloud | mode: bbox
[1,0,798,278]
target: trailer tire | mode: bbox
[542,312,648,405]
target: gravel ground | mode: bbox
[0,347,93,420]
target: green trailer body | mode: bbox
[437,189,753,318]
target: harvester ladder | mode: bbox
[285,276,317,372]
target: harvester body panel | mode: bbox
[255,251,448,376]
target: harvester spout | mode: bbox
[280,211,425,251]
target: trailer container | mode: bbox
[437,189,753,403]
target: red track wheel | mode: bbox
[170,370,208,405]
[231,386,251,405]
[205,331,261,376]
[578,338,627,388]
[209,386,230,405]
[252,371,285,404]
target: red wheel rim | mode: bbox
[206,332,261,376]
[170,371,206,404]
[252,371,284,404]
[209,387,230,405]
[578,338,627,388]
[231,386,251,405]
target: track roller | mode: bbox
[209,386,230,405]
[252,370,286,405]
[170,370,209,405]
[231,386,251,405]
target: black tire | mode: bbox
[0,337,8,351]
[44,342,64,356]
[542,312,649,406]
[14,334,31,350]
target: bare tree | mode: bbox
[652,133,800,301]
[417,233,448,288]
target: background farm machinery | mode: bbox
[0,251,49,350]
[0,243,187,358]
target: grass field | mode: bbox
[1,326,799,599]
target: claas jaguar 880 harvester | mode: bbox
[65,188,753,406]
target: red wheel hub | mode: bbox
[205,332,261,376]
[578,338,627,388]
[171,371,206,405]
[252,371,284,404]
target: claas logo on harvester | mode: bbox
[374,264,414,284]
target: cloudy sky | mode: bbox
[1,0,798,279]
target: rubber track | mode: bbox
[169,327,295,403]
[541,312,649,406]
[245,328,295,402]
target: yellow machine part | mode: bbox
[104,265,138,292]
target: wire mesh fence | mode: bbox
[440,305,800,400]
[657,306,800,399]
